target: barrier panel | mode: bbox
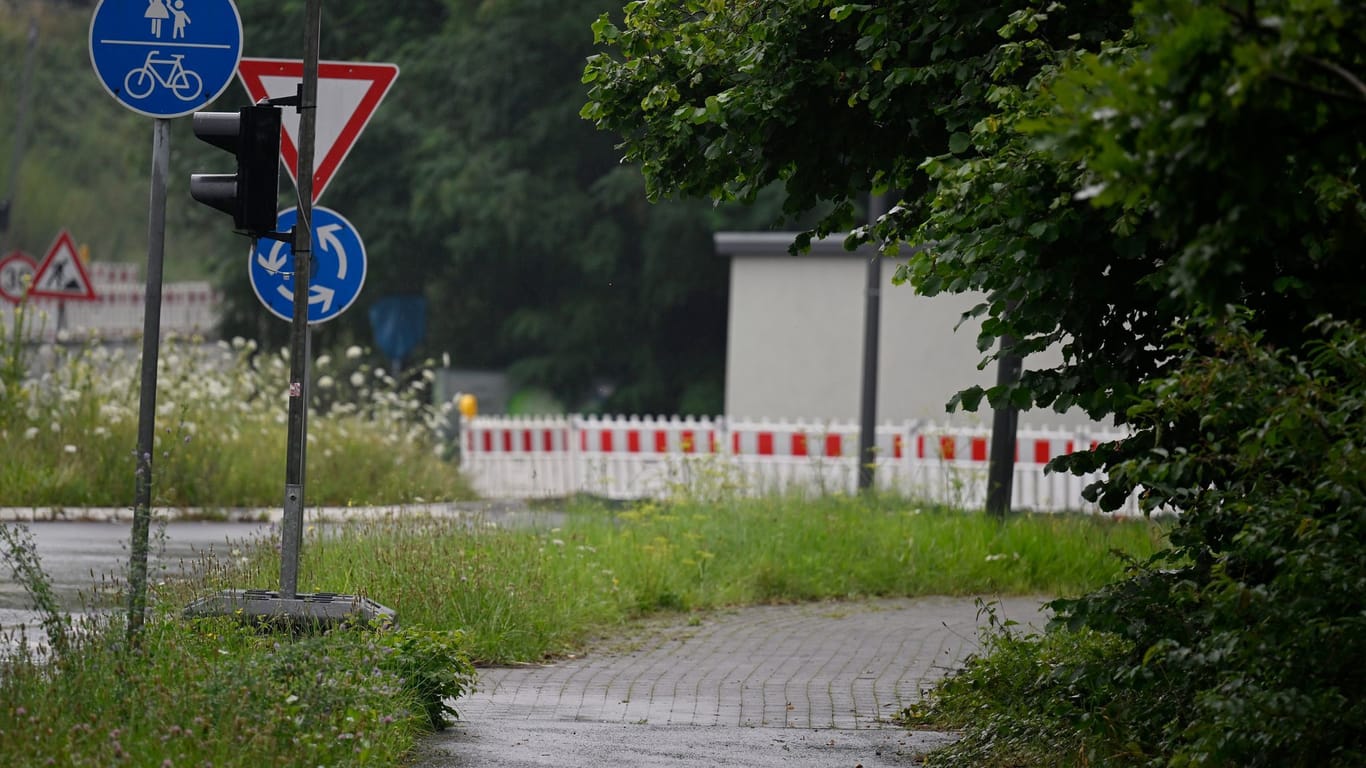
[460,414,1138,514]
[2,270,221,341]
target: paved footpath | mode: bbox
[412,595,1050,767]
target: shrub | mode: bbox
[918,315,1366,767]
[377,627,477,730]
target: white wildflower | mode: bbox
[346,345,363,359]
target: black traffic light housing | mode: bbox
[190,105,281,236]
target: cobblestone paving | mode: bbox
[465,596,1049,729]
[413,596,1051,767]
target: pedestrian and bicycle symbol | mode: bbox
[89,0,243,118]
[123,50,203,102]
[248,207,367,325]
[143,0,194,39]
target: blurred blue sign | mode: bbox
[369,294,427,367]
[89,0,243,118]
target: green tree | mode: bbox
[214,0,736,414]
[583,0,1365,763]
[582,0,1364,427]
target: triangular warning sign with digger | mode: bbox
[237,58,399,205]
[29,230,97,302]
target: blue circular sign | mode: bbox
[89,0,243,118]
[249,206,368,325]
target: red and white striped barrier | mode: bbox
[4,279,222,341]
[459,415,1133,513]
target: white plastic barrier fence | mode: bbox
[2,277,221,341]
[460,414,1136,514]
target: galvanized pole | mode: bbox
[280,0,321,599]
[128,118,170,639]
[856,193,887,492]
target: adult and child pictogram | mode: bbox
[89,0,243,119]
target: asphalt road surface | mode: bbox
[0,521,271,639]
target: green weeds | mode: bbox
[901,606,1137,768]
[287,495,1168,665]
[1,495,1166,766]
[0,614,445,767]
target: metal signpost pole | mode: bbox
[89,0,244,638]
[280,0,321,599]
[127,118,170,639]
[857,193,887,492]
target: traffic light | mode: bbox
[189,105,281,235]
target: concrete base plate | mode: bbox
[183,589,396,630]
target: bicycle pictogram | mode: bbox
[122,50,203,101]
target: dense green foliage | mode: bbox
[0,0,786,414]
[583,0,1365,764]
[914,318,1366,767]
[583,0,1364,425]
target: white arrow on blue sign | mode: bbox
[249,206,367,325]
[89,0,243,119]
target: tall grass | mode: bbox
[1,492,1168,766]
[287,495,1169,663]
[0,611,431,768]
[1,519,475,768]
[0,332,472,507]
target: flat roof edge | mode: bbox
[713,231,875,257]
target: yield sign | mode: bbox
[29,231,97,302]
[237,58,399,204]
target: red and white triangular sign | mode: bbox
[29,230,97,302]
[237,59,400,204]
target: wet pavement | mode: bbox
[0,520,272,638]
[413,595,1051,767]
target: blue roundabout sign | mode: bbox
[249,206,367,325]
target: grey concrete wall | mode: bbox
[719,234,1106,429]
